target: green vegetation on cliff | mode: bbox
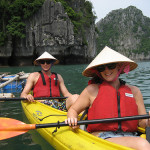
[55,0,96,44]
[0,0,96,46]
[0,0,45,46]
[96,6,150,56]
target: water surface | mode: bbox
[0,62,150,149]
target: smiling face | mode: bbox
[39,59,54,72]
[98,63,119,82]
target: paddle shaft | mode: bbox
[36,114,150,129]
[0,97,67,101]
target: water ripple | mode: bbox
[0,62,150,149]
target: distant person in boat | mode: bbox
[65,46,150,149]
[20,51,78,111]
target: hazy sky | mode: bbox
[89,0,150,23]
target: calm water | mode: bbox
[0,62,150,150]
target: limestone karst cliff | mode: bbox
[96,6,150,60]
[1,3,150,66]
[0,0,96,66]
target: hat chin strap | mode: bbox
[113,63,130,81]
[90,69,103,79]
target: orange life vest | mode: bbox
[87,81,138,132]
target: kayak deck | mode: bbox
[21,101,132,150]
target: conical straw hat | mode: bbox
[34,51,59,65]
[82,46,138,77]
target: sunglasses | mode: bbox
[39,59,54,64]
[97,63,117,72]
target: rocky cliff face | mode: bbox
[0,0,96,66]
[96,6,150,60]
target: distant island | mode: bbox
[96,6,150,60]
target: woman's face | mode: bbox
[39,59,54,72]
[97,63,119,82]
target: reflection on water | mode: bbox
[0,62,150,149]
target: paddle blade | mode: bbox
[0,118,35,140]
[0,130,27,140]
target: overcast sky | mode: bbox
[89,0,150,23]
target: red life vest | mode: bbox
[33,72,60,97]
[87,81,138,133]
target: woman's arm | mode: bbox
[58,74,72,97]
[129,85,148,128]
[20,72,38,102]
[65,84,97,128]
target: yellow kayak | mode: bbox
[21,101,135,150]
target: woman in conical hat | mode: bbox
[82,46,137,78]
[21,51,78,110]
[33,51,59,65]
[66,46,150,149]
[83,46,138,84]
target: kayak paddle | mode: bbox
[0,114,150,140]
[0,97,67,101]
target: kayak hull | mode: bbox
[21,101,132,150]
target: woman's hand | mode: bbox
[23,94,35,102]
[65,117,79,129]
